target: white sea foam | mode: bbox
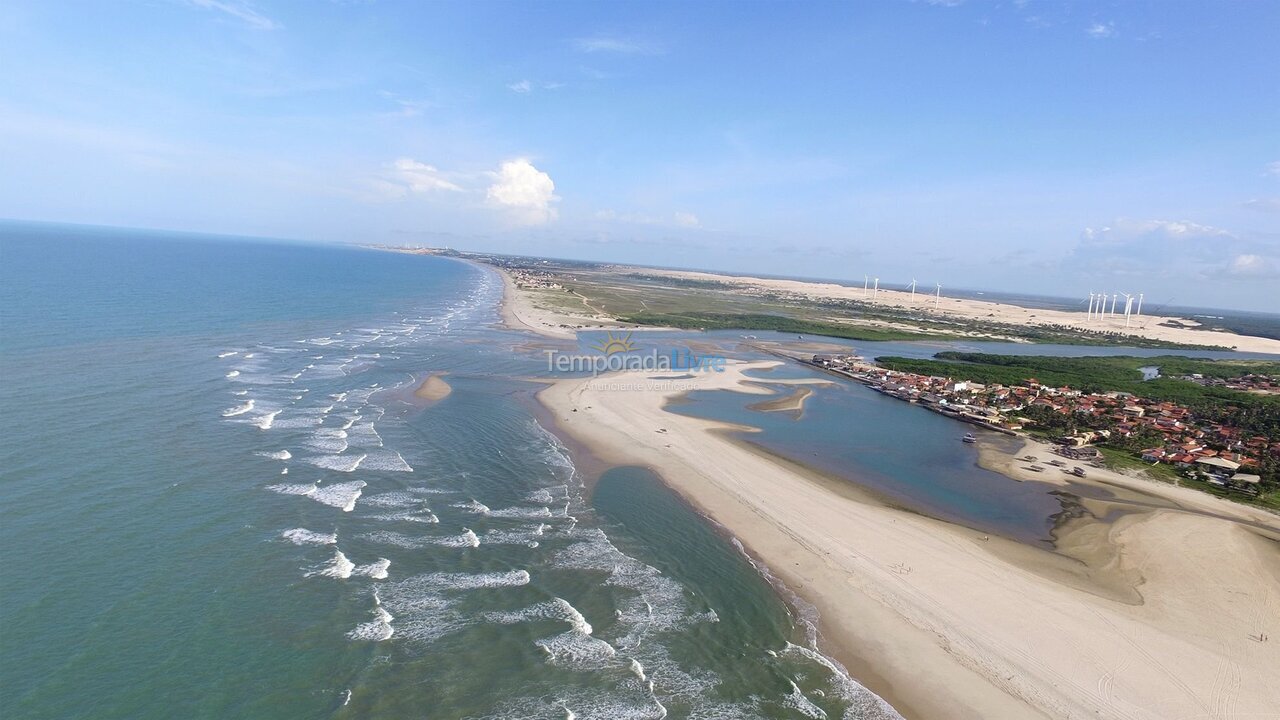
[348,604,395,641]
[345,422,383,448]
[781,643,902,719]
[223,399,255,417]
[489,506,552,519]
[232,389,249,396]
[536,630,618,671]
[369,510,440,524]
[352,558,391,580]
[256,450,292,460]
[360,491,420,508]
[226,370,241,378]
[443,529,481,548]
[310,480,366,511]
[304,454,366,472]
[252,410,282,430]
[281,528,337,545]
[484,598,593,635]
[218,351,239,358]
[359,450,413,472]
[304,428,348,454]
[784,681,828,719]
[309,549,355,578]
[453,499,491,515]
[525,489,556,504]
[267,481,318,496]
[481,528,542,547]
[401,569,528,590]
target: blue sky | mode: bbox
[1,1,1277,311]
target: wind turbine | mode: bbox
[863,274,869,298]
[1110,294,1118,317]
[1135,293,1144,318]
[934,283,942,310]
[1121,292,1133,328]
[908,278,917,301]
[1087,292,1095,321]
[873,277,879,300]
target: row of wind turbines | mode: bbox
[1088,291,1144,327]
[863,274,944,310]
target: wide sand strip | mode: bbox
[648,268,1280,354]
[539,361,1280,720]
[491,264,618,339]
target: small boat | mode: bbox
[1072,466,1087,477]
[962,433,977,443]
[1028,465,1045,472]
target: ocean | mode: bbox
[0,223,901,720]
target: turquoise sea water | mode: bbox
[0,224,900,720]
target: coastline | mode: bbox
[537,361,1280,720]
[486,261,617,339]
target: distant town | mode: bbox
[808,354,1277,498]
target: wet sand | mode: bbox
[413,372,452,402]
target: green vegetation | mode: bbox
[620,312,957,342]
[876,352,1280,506]
[877,353,1280,406]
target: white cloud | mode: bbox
[487,159,559,225]
[378,92,430,118]
[508,80,563,94]
[573,36,662,55]
[1225,254,1279,278]
[1068,218,1237,277]
[673,211,701,228]
[1086,21,1116,39]
[188,0,278,30]
[392,159,462,193]
[1243,198,1280,213]
[596,209,701,228]
[1266,161,1280,177]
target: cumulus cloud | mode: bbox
[1067,218,1237,277]
[1086,21,1116,39]
[392,159,462,193]
[487,159,559,224]
[1225,254,1279,278]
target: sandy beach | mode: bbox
[492,264,621,339]
[539,362,1280,720]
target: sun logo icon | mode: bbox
[591,331,636,356]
